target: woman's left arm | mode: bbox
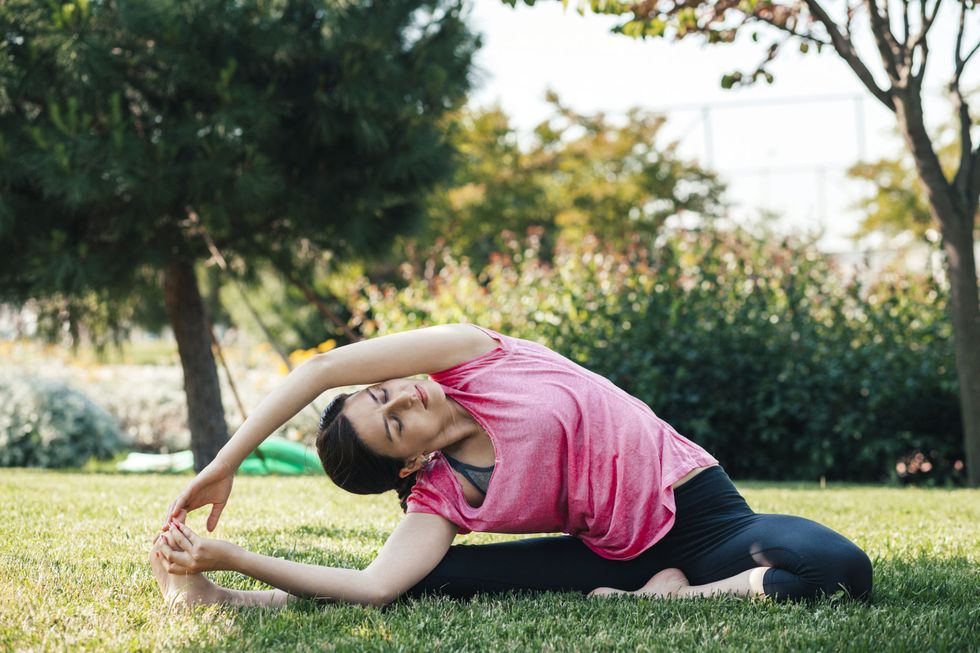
[158,513,457,607]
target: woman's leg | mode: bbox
[673,512,874,601]
[404,535,671,599]
[590,566,769,598]
[408,467,873,602]
[594,511,874,601]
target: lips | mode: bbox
[416,384,428,409]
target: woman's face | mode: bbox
[343,378,446,464]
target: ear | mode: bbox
[398,455,425,478]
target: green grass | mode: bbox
[1,471,977,652]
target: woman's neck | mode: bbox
[432,397,484,457]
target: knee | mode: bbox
[825,545,873,601]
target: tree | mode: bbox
[847,124,969,241]
[508,0,980,486]
[0,0,479,469]
[399,92,726,267]
[848,154,936,241]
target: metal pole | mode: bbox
[701,106,714,168]
[854,96,867,161]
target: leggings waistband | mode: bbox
[672,465,754,524]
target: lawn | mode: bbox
[1,470,977,652]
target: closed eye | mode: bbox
[383,388,402,435]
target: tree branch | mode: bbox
[751,14,831,46]
[907,0,941,78]
[949,85,973,199]
[802,0,895,110]
[902,0,910,44]
[956,0,980,73]
[965,40,980,69]
[864,0,904,82]
[954,0,967,71]
[844,1,858,37]
[951,0,977,213]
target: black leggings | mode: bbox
[405,466,873,602]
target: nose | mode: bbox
[388,387,416,410]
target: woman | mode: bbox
[151,323,873,608]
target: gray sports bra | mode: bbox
[443,453,495,495]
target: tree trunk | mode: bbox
[163,257,229,472]
[939,213,980,486]
[893,93,980,486]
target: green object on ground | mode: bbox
[116,436,323,475]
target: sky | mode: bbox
[462,0,979,252]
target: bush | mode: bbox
[349,225,963,485]
[0,374,125,468]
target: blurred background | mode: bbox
[0,0,976,486]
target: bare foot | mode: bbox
[587,586,631,598]
[633,567,689,598]
[588,568,690,599]
[149,540,224,609]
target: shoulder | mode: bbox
[442,323,505,357]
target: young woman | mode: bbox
[152,323,873,608]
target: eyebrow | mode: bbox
[366,388,393,443]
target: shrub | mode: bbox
[349,225,962,485]
[0,374,125,468]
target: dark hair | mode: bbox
[314,393,419,511]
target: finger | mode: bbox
[169,547,194,568]
[170,523,193,550]
[206,503,225,532]
[167,529,189,553]
[162,529,179,551]
[161,557,187,575]
[173,508,188,525]
[163,500,176,528]
[174,520,198,546]
[169,494,188,522]
[159,541,176,563]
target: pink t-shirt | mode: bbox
[405,325,718,560]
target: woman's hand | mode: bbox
[155,521,241,575]
[166,456,235,532]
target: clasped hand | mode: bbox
[153,520,239,575]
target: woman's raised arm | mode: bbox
[217,322,491,468]
[168,323,493,529]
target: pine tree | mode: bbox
[0,0,479,469]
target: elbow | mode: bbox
[360,571,400,608]
[366,585,398,608]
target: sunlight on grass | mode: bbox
[0,470,976,652]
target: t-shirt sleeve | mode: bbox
[465,324,507,349]
[404,466,472,535]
